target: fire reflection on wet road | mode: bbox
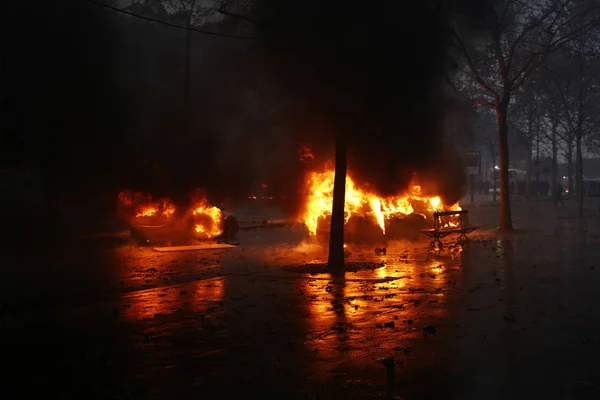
[298,253,463,386]
[120,278,224,322]
[97,240,469,398]
[5,201,600,399]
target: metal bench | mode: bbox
[421,210,479,250]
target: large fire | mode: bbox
[191,200,224,239]
[301,168,461,235]
[117,191,224,239]
[135,199,176,218]
[118,192,177,220]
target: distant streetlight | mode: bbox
[494,165,499,170]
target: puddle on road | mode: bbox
[119,278,224,322]
[297,259,460,376]
[109,236,473,396]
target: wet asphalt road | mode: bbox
[2,199,600,399]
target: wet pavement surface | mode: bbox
[3,199,600,399]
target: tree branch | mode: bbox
[490,20,509,87]
[217,3,263,25]
[449,27,500,100]
[499,0,518,27]
[445,71,496,108]
[506,4,557,68]
[85,0,254,39]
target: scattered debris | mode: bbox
[375,247,387,255]
[423,325,436,337]
[153,243,237,252]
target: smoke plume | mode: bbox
[250,0,484,206]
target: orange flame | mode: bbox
[191,200,224,239]
[118,191,223,238]
[134,198,176,219]
[117,192,176,220]
[300,169,460,235]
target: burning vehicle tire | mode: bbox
[191,211,239,240]
[221,214,239,239]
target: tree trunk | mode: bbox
[566,138,573,197]
[490,147,497,203]
[576,56,584,216]
[525,143,532,199]
[496,98,513,231]
[535,123,541,187]
[551,118,558,198]
[576,128,584,216]
[328,136,347,269]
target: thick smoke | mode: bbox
[250,0,485,207]
[2,0,489,241]
[136,0,483,212]
[129,32,306,208]
[14,0,486,214]
[108,0,490,215]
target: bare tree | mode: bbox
[509,86,546,197]
[327,137,347,269]
[533,74,565,197]
[471,108,500,202]
[448,0,600,229]
[544,39,600,214]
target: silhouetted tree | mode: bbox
[448,0,600,229]
[544,39,600,214]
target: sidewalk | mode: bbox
[460,192,589,208]
[4,204,600,398]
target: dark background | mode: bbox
[0,0,485,244]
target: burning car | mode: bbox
[117,191,238,245]
[315,212,429,246]
[316,214,385,246]
[301,167,460,246]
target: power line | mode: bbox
[84,0,255,40]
